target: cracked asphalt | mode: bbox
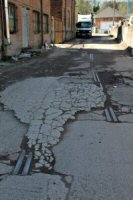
[1,35,133,199]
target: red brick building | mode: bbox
[95,7,123,33]
[0,0,76,58]
[0,0,51,57]
[51,0,76,43]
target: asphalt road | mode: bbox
[1,35,133,199]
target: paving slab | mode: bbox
[109,85,133,106]
[0,76,105,169]
[77,111,105,121]
[0,163,12,175]
[119,114,133,123]
[53,120,133,200]
[0,173,69,200]
[0,111,27,154]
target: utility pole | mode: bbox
[93,0,96,7]
[113,0,115,26]
[65,0,67,41]
[127,0,131,17]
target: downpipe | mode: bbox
[4,0,11,45]
[0,0,11,59]
[40,0,44,46]
[0,0,5,58]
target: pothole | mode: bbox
[98,71,124,86]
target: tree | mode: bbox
[76,0,92,14]
[99,1,133,16]
[101,1,119,10]
[93,3,100,13]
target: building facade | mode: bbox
[95,7,123,33]
[51,0,76,43]
[0,0,51,58]
[0,0,76,58]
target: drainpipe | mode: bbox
[71,0,73,37]
[4,0,10,45]
[40,0,44,46]
[127,0,130,17]
[0,0,5,58]
[113,0,115,26]
[64,0,67,41]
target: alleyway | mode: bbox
[0,35,133,199]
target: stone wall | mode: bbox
[111,24,133,49]
[122,25,133,48]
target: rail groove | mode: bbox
[105,107,119,123]
[12,150,32,175]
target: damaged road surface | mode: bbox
[0,35,133,199]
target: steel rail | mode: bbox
[109,107,118,122]
[22,152,33,175]
[12,150,26,175]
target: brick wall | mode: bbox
[51,0,63,43]
[0,11,2,58]
[95,17,121,30]
[0,0,76,56]
[65,0,75,40]
[0,0,51,56]
[51,0,75,43]
[51,0,62,19]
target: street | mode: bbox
[0,35,133,199]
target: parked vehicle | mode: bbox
[76,14,93,38]
[128,15,133,26]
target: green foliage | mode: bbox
[93,4,100,13]
[99,1,133,16]
[117,1,133,16]
[100,1,118,10]
[76,0,93,14]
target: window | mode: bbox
[8,3,18,33]
[43,14,49,33]
[34,11,40,33]
[76,22,92,28]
